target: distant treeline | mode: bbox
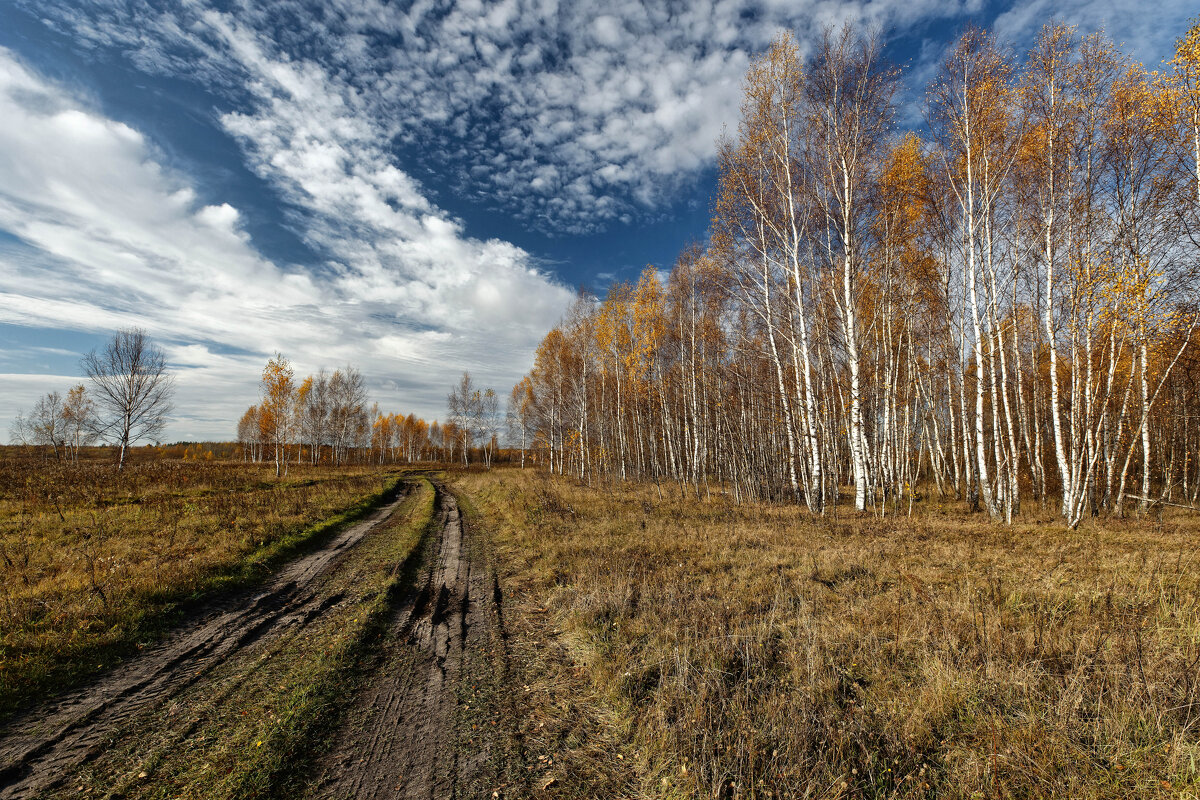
[9,331,513,473]
[239,356,504,475]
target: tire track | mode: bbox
[0,484,412,800]
[308,485,502,800]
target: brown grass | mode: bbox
[0,456,401,720]
[51,477,439,799]
[456,468,1200,799]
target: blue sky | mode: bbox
[1,0,1194,441]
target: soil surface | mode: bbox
[0,486,413,799]
[306,486,509,799]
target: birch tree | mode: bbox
[260,353,296,477]
[82,328,174,470]
[805,25,898,511]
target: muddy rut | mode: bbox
[0,485,413,799]
[308,486,506,800]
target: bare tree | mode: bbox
[328,367,369,465]
[480,388,500,468]
[297,370,330,464]
[81,328,175,469]
[62,384,99,461]
[236,405,263,462]
[9,391,67,460]
[447,371,478,465]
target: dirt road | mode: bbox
[0,486,415,799]
[306,486,510,799]
[0,480,518,800]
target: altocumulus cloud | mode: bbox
[22,0,1198,234]
[0,47,574,439]
[28,0,990,235]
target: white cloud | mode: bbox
[992,0,1195,65]
[28,0,1190,239]
[25,0,984,234]
[0,48,574,439]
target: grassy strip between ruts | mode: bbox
[450,486,548,799]
[452,474,640,800]
[0,465,410,725]
[50,477,440,800]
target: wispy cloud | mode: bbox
[991,0,1196,64]
[0,47,574,438]
[26,0,986,234]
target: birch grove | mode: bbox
[514,22,1200,522]
[236,357,441,467]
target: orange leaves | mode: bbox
[629,268,667,386]
[875,134,938,288]
[510,376,534,415]
[595,282,634,367]
[260,353,295,422]
[255,354,298,472]
[1169,20,1200,89]
[1107,63,1178,142]
[878,134,928,206]
[296,375,314,405]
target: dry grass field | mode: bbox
[0,452,403,721]
[4,453,1198,799]
[456,469,1200,799]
